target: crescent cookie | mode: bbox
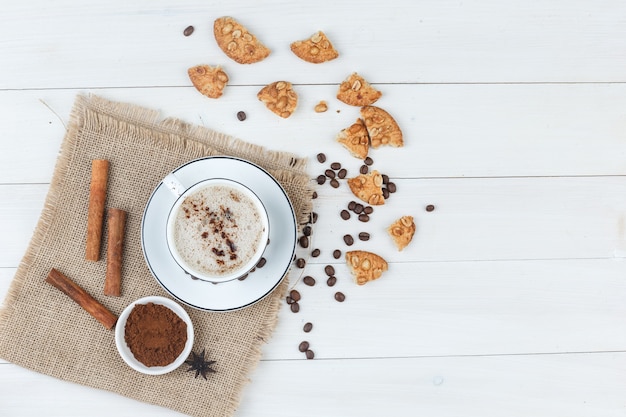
[361,105,403,148]
[290,31,339,64]
[187,65,229,99]
[337,73,382,106]
[257,81,298,118]
[346,251,389,285]
[347,170,385,206]
[387,216,416,251]
[214,16,271,64]
[336,118,369,160]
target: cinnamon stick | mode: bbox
[85,159,109,261]
[104,208,127,297]
[46,268,117,330]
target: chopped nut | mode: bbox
[314,101,328,113]
[311,32,322,43]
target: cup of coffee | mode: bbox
[164,174,269,283]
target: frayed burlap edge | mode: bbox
[0,96,81,335]
[81,94,312,228]
[0,93,313,417]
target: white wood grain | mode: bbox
[4,83,626,183]
[1,257,625,364]
[1,352,625,417]
[2,1,626,89]
[1,175,625,266]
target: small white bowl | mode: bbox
[115,296,194,375]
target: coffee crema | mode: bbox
[172,184,265,277]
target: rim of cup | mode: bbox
[165,177,270,283]
[115,296,194,375]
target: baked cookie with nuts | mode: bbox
[347,170,385,205]
[257,81,298,118]
[346,250,389,285]
[214,16,271,64]
[336,118,369,159]
[337,73,382,106]
[187,65,229,99]
[387,216,416,251]
[361,105,403,148]
[290,31,339,64]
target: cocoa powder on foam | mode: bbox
[173,185,264,276]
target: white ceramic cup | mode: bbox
[164,174,269,283]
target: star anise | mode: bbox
[185,349,216,380]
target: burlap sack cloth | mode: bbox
[0,94,312,416]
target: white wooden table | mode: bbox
[1,1,626,416]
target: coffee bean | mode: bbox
[305,349,315,359]
[291,302,300,313]
[387,182,397,193]
[364,156,374,166]
[348,201,356,211]
[382,188,390,199]
[360,165,369,174]
[327,276,337,287]
[337,168,347,179]
[358,214,370,222]
[382,174,389,184]
[296,258,306,268]
[333,249,342,259]
[256,257,267,268]
[330,162,341,170]
[317,153,326,163]
[303,322,313,332]
[238,274,248,281]
[312,191,318,199]
[324,265,335,276]
[358,232,370,241]
[311,212,318,223]
[311,248,321,257]
[330,178,340,188]
[303,226,312,236]
[236,111,246,121]
[364,206,374,215]
[290,289,301,302]
[354,204,364,214]
[325,169,335,179]
[316,175,326,185]
[334,292,346,302]
[343,234,354,246]
[299,235,309,248]
[299,341,309,352]
[286,296,293,304]
[303,276,316,286]
[340,209,350,220]
[426,204,435,212]
[183,25,194,36]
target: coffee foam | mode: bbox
[172,184,265,277]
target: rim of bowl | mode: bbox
[115,295,194,375]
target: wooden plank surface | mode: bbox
[1,0,625,416]
[1,353,625,417]
[4,83,626,182]
[2,1,626,88]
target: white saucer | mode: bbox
[141,156,297,312]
